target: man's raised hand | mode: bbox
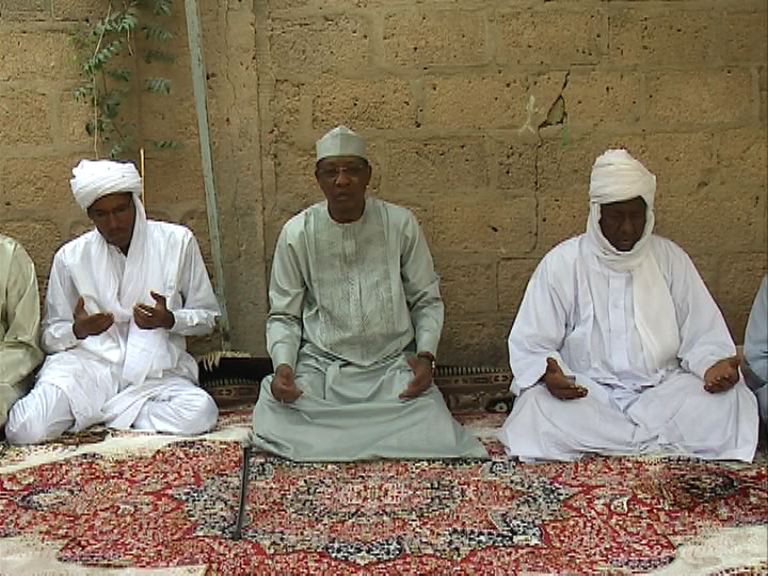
[399,355,434,400]
[73,296,114,339]
[133,291,175,330]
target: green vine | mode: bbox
[72,0,178,160]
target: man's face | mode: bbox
[599,196,647,252]
[315,156,371,222]
[87,192,136,254]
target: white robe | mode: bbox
[0,234,44,428]
[498,234,759,462]
[251,198,487,461]
[5,220,220,444]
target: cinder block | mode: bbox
[0,88,51,144]
[387,138,490,194]
[0,220,63,277]
[433,255,497,316]
[536,134,608,193]
[616,132,716,190]
[140,150,206,208]
[655,186,766,255]
[563,69,642,129]
[140,94,198,143]
[497,258,540,315]
[0,31,77,80]
[716,128,767,188]
[646,69,753,127]
[269,15,371,77]
[713,257,768,342]
[433,196,536,255]
[423,73,527,129]
[608,8,716,66]
[312,77,415,130]
[493,137,538,193]
[720,11,768,64]
[439,316,511,366]
[537,187,588,255]
[383,10,488,67]
[0,0,48,20]
[178,209,213,268]
[271,80,303,136]
[52,0,104,21]
[0,156,82,211]
[58,89,93,144]
[497,8,605,66]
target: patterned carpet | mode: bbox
[0,408,766,575]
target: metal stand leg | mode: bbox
[232,444,252,540]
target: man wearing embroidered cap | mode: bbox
[498,149,759,463]
[6,159,220,444]
[250,126,487,461]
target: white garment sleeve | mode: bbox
[507,253,573,396]
[400,213,443,356]
[266,225,305,370]
[744,274,768,388]
[168,234,220,337]
[41,250,81,353]
[0,242,44,386]
[667,245,736,380]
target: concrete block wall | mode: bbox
[1,0,766,366]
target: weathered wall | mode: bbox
[1,0,766,366]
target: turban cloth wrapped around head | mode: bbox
[70,159,142,210]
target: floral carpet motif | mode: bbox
[0,410,766,574]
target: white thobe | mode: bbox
[499,235,759,462]
[0,235,44,428]
[5,221,220,444]
[251,198,487,461]
[744,274,768,423]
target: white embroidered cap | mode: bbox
[315,126,368,162]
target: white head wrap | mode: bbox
[315,126,368,162]
[582,149,680,372]
[70,159,142,210]
[586,149,657,270]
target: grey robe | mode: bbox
[251,198,487,461]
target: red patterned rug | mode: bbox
[0,409,766,574]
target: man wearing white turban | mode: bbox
[6,159,220,444]
[498,149,759,463]
[0,234,44,434]
[249,126,487,461]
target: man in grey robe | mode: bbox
[1,233,44,433]
[250,126,487,461]
[744,274,767,427]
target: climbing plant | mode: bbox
[72,0,177,160]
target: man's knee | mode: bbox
[6,404,53,445]
[176,389,218,434]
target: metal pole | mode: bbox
[184,0,230,348]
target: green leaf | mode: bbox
[107,68,133,82]
[145,77,172,94]
[153,0,173,17]
[150,139,180,150]
[143,49,175,64]
[142,23,174,41]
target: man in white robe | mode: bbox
[744,274,767,426]
[6,160,220,444]
[498,149,759,463]
[250,126,487,461]
[0,234,44,432]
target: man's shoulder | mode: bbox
[369,198,416,221]
[542,236,582,264]
[146,220,194,241]
[648,235,690,262]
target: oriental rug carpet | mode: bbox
[0,408,766,575]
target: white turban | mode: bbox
[70,159,142,210]
[584,149,680,372]
[315,126,368,162]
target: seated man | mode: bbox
[498,149,758,463]
[1,234,44,433]
[250,126,487,461]
[6,160,220,444]
[744,274,767,426]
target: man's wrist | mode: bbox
[416,351,436,372]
